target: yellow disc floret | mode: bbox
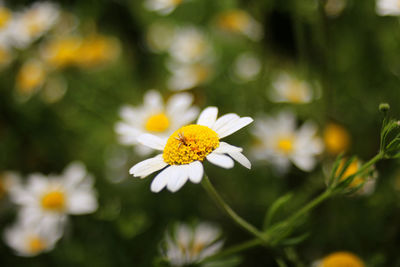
[28,237,46,254]
[41,190,66,212]
[163,125,219,165]
[145,113,170,132]
[321,251,365,267]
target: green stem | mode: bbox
[201,175,269,243]
[356,152,383,175]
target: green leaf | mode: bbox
[263,193,293,229]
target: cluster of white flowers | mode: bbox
[3,162,97,257]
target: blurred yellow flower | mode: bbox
[324,123,350,155]
[319,251,365,267]
[216,9,263,41]
[16,59,46,95]
[0,6,12,29]
[75,35,120,68]
[41,36,81,68]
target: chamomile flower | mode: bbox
[115,90,199,155]
[323,122,351,155]
[15,59,47,98]
[215,9,263,41]
[4,220,62,257]
[268,72,314,104]
[10,2,60,48]
[146,21,176,53]
[232,52,261,82]
[376,0,400,16]
[144,0,184,15]
[130,107,252,192]
[312,251,365,267]
[167,61,212,91]
[251,111,323,172]
[168,26,212,64]
[9,162,98,228]
[324,0,347,17]
[162,222,223,266]
[0,4,14,47]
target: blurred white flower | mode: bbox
[168,26,213,64]
[146,21,176,53]
[268,72,314,104]
[10,2,60,48]
[4,220,62,257]
[162,222,223,266]
[115,90,199,155]
[251,111,323,172]
[144,0,184,15]
[167,61,212,91]
[15,59,47,99]
[130,107,252,193]
[376,0,400,16]
[215,9,263,41]
[9,162,98,228]
[324,0,347,17]
[232,52,261,82]
[0,4,14,48]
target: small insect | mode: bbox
[175,132,188,149]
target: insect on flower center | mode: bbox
[277,137,294,154]
[28,236,46,254]
[163,124,219,165]
[321,252,365,267]
[41,190,66,212]
[145,113,170,132]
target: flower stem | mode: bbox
[201,175,269,243]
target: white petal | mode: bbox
[206,153,234,169]
[137,134,167,151]
[197,107,218,127]
[187,161,204,183]
[291,155,316,171]
[151,167,174,193]
[228,151,251,169]
[213,142,243,154]
[216,117,253,138]
[144,90,163,111]
[166,93,193,115]
[68,191,98,214]
[212,113,239,132]
[167,165,189,192]
[129,154,167,178]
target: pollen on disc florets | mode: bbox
[163,124,219,165]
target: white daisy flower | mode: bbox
[168,26,212,64]
[115,90,199,155]
[144,0,184,15]
[146,21,176,53]
[9,162,98,228]
[130,106,253,193]
[324,0,347,18]
[167,61,212,91]
[4,220,62,257]
[268,72,314,104]
[376,0,400,16]
[10,2,60,49]
[0,3,14,48]
[232,52,261,82]
[251,111,323,172]
[162,222,223,266]
[215,9,263,41]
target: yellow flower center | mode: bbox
[287,80,307,103]
[0,7,11,29]
[41,190,66,212]
[163,125,220,165]
[324,123,350,155]
[16,61,46,93]
[28,237,46,254]
[145,113,170,132]
[217,10,250,32]
[277,137,294,154]
[321,252,365,267]
[190,242,205,256]
[172,0,183,5]
[336,159,363,188]
[44,37,82,68]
